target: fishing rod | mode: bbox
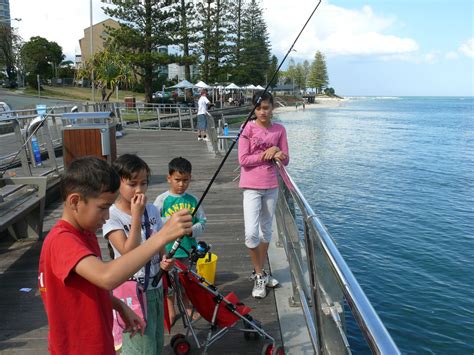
[152,0,322,285]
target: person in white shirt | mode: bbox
[197,89,212,141]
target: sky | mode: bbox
[9,0,474,96]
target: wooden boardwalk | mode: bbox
[0,129,282,354]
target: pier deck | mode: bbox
[0,129,283,354]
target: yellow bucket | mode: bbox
[196,253,218,285]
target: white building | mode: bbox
[168,63,199,81]
[0,0,10,24]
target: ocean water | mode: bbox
[275,97,474,354]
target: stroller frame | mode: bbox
[169,258,277,354]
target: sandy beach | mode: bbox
[274,97,348,113]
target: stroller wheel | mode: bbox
[273,345,285,355]
[170,333,185,348]
[173,338,191,355]
[261,343,274,355]
[262,342,285,355]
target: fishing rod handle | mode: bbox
[152,237,183,285]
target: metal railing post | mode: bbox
[136,107,141,128]
[178,108,182,131]
[41,118,58,171]
[189,108,194,131]
[12,120,32,176]
[156,108,161,130]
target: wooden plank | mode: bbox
[0,130,283,354]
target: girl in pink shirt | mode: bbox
[238,91,289,299]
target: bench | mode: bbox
[0,176,48,239]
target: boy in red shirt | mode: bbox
[38,157,192,354]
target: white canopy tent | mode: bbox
[195,80,212,89]
[169,79,195,89]
[225,83,241,90]
[255,85,265,90]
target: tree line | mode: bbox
[94,0,275,101]
[1,0,335,101]
[282,51,334,95]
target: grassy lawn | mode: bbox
[23,86,145,102]
[121,110,158,122]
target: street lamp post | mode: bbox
[90,0,95,102]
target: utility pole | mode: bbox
[90,0,95,102]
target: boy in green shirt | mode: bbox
[154,157,206,323]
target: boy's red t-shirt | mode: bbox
[38,220,114,355]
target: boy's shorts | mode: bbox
[197,114,207,130]
[122,287,164,354]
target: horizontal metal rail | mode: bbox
[275,162,400,354]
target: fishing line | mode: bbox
[153,0,322,285]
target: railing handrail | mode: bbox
[276,162,400,354]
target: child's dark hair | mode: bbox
[112,154,151,182]
[61,156,120,201]
[169,157,192,175]
[252,90,274,106]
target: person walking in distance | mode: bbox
[197,89,212,141]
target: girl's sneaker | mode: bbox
[265,273,279,288]
[249,269,279,288]
[252,274,267,299]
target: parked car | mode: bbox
[2,81,18,89]
[152,91,171,99]
[0,102,12,119]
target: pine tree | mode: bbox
[196,0,213,82]
[308,51,329,94]
[103,0,179,102]
[227,0,246,82]
[175,0,200,81]
[238,0,271,85]
[286,58,297,91]
[195,0,233,83]
[302,59,310,91]
[266,55,279,88]
[211,0,232,82]
[292,63,305,92]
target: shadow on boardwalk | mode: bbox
[0,130,282,354]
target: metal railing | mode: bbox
[275,162,400,354]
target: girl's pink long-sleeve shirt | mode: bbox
[238,120,289,189]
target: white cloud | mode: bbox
[422,52,438,64]
[445,51,459,60]
[11,0,424,63]
[459,38,474,58]
[10,0,109,60]
[263,0,419,59]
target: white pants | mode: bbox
[243,188,279,248]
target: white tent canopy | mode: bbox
[195,80,212,89]
[255,85,265,90]
[169,79,195,89]
[225,83,241,90]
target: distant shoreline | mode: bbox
[274,97,347,112]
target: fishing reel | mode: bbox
[189,241,211,263]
